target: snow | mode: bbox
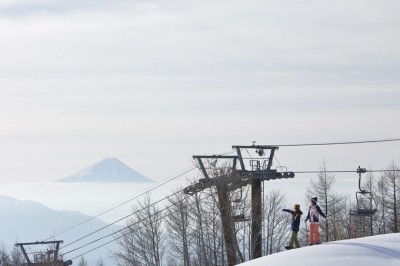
[239,233,400,266]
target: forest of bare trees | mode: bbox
[110,160,399,266]
[0,161,398,266]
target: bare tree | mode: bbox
[376,174,390,234]
[327,193,349,240]
[10,245,24,266]
[188,192,211,266]
[96,258,105,266]
[165,189,191,266]
[77,256,88,266]
[113,194,166,266]
[0,244,12,266]
[338,196,353,239]
[188,188,226,266]
[381,162,400,233]
[204,189,224,265]
[263,189,290,254]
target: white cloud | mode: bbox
[0,0,399,182]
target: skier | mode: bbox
[304,197,326,245]
[282,204,303,250]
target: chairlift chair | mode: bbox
[230,188,250,222]
[355,166,377,216]
[356,190,377,215]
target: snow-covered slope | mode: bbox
[56,157,153,183]
[239,233,400,266]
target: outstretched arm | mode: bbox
[305,208,310,221]
[282,209,294,214]
[317,205,327,218]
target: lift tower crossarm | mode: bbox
[193,155,237,179]
[232,145,278,171]
[15,240,64,265]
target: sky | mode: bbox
[239,233,400,266]
[0,0,400,183]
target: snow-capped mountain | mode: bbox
[56,157,153,183]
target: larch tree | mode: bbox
[113,194,166,266]
[381,162,400,233]
[0,244,11,266]
[96,258,105,266]
[376,174,390,234]
[263,189,290,255]
[10,245,24,266]
[165,189,191,266]
[77,256,88,266]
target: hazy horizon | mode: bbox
[0,0,399,184]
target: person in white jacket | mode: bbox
[305,197,326,245]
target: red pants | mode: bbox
[309,223,321,244]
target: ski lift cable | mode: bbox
[185,137,400,169]
[61,194,191,257]
[244,148,256,168]
[61,166,398,248]
[61,191,215,260]
[244,148,252,159]
[46,152,237,242]
[273,155,284,171]
[60,162,211,252]
[59,172,200,251]
[65,169,395,259]
[61,167,399,260]
[46,139,400,254]
[196,138,400,158]
[290,169,400,174]
[270,137,400,147]
[45,165,197,243]
[219,150,237,156]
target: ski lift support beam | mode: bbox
[193,155,238,180]
[233,145,278,171]
[183,155,238,195]
[231,144,294,261]
[184,154,240,266]
[232,145,294,179]
[15,240,72,265]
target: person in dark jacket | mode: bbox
[305,197,327,245]
[282,204,303,250]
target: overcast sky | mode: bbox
[0,0,399,183]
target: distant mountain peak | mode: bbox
[56,158,153,183]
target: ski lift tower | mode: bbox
[232,143,294,259]
[184,155,240,266]
[15,241,72,266]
